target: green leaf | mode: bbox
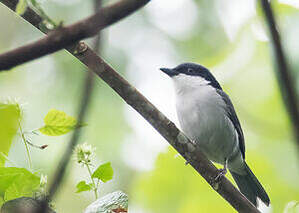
[0,167,40,202]
[4,184,22,201]
[16,0,28,15]
[0,196,4,207]
[39,109,86,136]
[92,162,113,183]
[0,103,21,167]
[76,181,92,193]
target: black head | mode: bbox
[160,63,222,90]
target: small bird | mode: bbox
[160,63,270,207]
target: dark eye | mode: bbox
[187,68,194,73]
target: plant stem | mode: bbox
[86,163,98,200]
[28,0,57,27]
[18,121,32,170]
[0,153,18,167]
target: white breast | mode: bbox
[173,75,238,164]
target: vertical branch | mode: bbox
[93,0,103,54]
[46,0,103,201]
[47,67,94,199]
[1,1,261,211]
[260,0,299,149]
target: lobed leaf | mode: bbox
[76,181,92,193]
[39,109,86,136]
[0,167,40,203]
[92,162,113,183]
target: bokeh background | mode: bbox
[0,0,299,212]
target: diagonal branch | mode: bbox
[0,0,150,70]
[0,1,260,212]
[260,0,299,149]
[39,2,105,212]
[68,44,260,213]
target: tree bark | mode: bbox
[0,1,261,212]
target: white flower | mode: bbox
[74,143,96,165]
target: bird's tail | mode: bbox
[230,162,270,207]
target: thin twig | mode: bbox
[18,120,32,170]
[260,0,299,149]
[0,0,150,70]
[0,1,260,212]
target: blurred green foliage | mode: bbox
[133,147,299,213]
[0,167,40,206]
[0,103,21,167]
[130,1,299,212]
[0,0,298,212]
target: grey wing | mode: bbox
[216,89,245,159]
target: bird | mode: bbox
[160,62,270,207]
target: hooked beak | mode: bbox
[159,67,178,77]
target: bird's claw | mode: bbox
[214,168,227,182]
